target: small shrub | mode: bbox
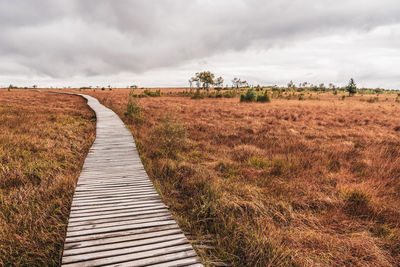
[222,90,237,98]
[257,91,271,102]
[124,97,144,124]
[248,157,270,169]
[149,117,188,159]
[191,89,205,99]
[240,89,258,102]
[343,189,371,217]
[216,161,241,179]
[143,89,162,97]
[366,97,379,103]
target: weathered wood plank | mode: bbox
[63,233,185,256]
[67,212,173,228]
[63,244,195,266]
[67,215,173,231]
[65,224,181,243]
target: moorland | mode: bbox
[1,86,400,266]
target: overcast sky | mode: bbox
[1,0,400,88]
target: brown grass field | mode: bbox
[2,88,400,266]
[78,88,400,266]
[0,90,95,265]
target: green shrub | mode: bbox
[240,89,258,102]
[191,89,205,99]
[124,97,144,124]
[257,91,271,102]
[143,89,162,97]
[149,117,188,159]
[222,90,237,98]
[248,157,270,169]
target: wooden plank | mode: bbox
[67,214,173,230]
[145,257,202,267]
[71,194,161,206]
[71,190,159,201]
[71,197,162,208]
[86,249,197,267]
[70,199,164,211]
[68,205,168,219]
[60,93,202,266]
[63,243,194,266]
[64,228,182,249]
[67,212,173,228]
[62,238,190,264]
[63,233,185,256]
[67,208,169,223]
[70,201,165,213]
[67,215,174,232]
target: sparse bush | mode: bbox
[191,89,205,99]
[367,97,379,103]
[240,89,258,102]
[343,189,371,217]
[222,90,237,98]
[248,157,270,169]
[143,89,162,97]
[149,117,187,159]
[124,97,143,124]
[257,91,271,102]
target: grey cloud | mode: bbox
[0,0,400,86]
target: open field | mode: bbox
[0,90,95,265]
[75,88,400,266]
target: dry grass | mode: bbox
[60,89,400,266]
[0,90,95,266]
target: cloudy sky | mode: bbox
[1,0,400,88]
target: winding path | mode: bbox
[61,94,203,266]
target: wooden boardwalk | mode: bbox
[62,94,203,266]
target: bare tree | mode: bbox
[188,79,193,93]
[232,78,241,89]
[214,76,224,89]
[189,77,198,94]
